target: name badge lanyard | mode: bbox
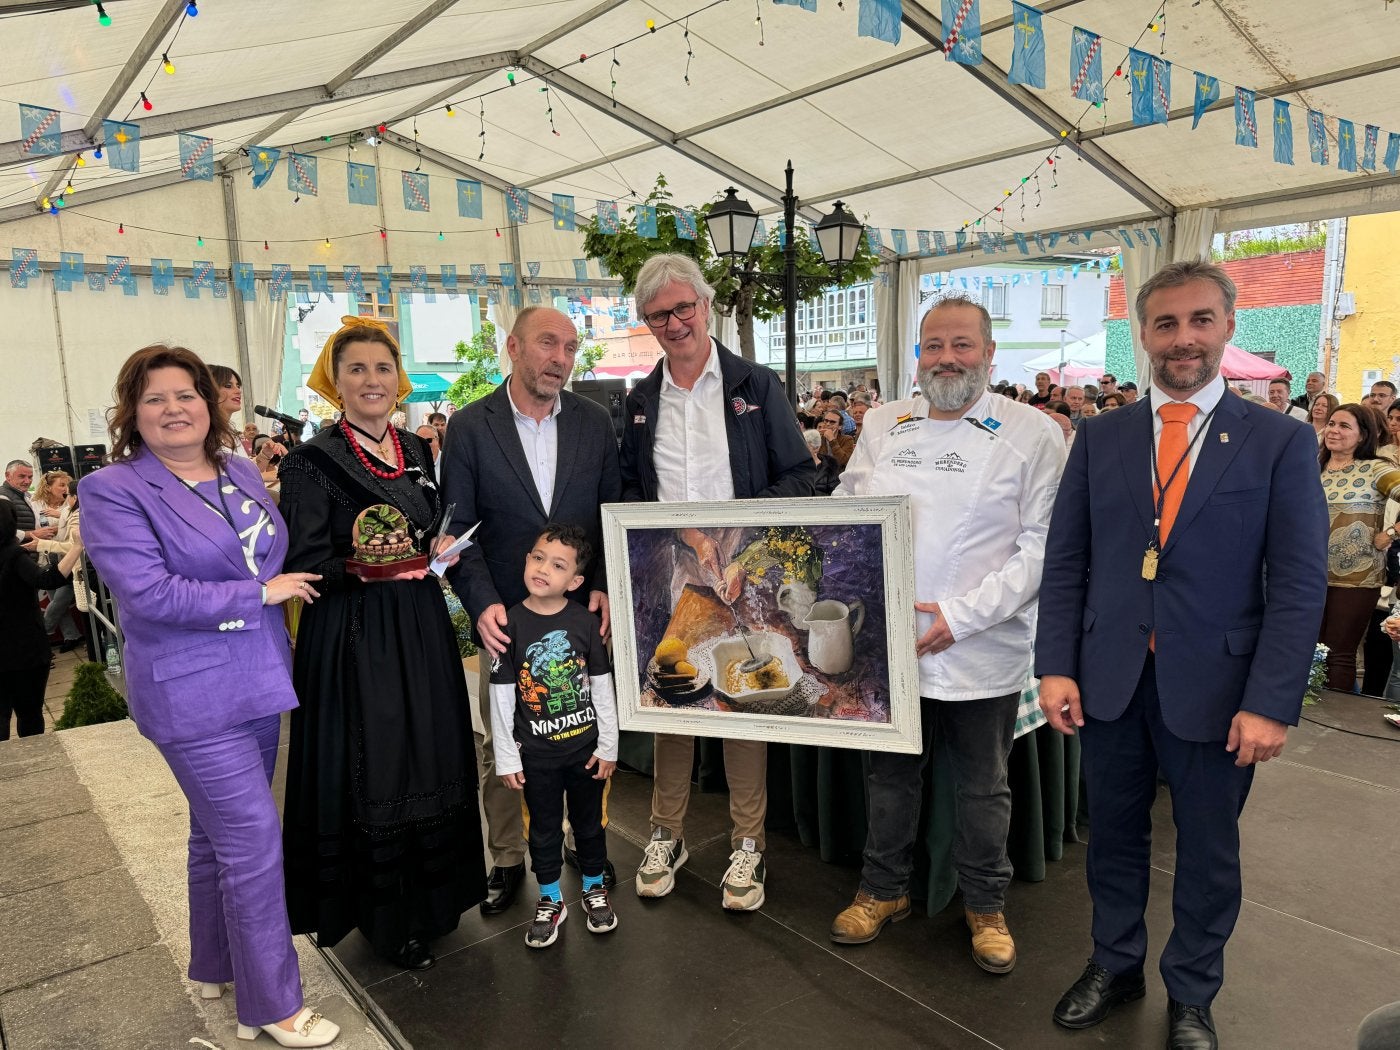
[1143,405,1217,581]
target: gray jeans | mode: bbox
[43,584,81,641]
[860,692,1019,912]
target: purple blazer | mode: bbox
[81,446,298,744]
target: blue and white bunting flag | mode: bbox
[1007,2,1044,88]
[955,230,967,252]
[309,265,330,293]
[398,290,413,307]
[858,0,901,44]
[270,264,292,300]
[917,231,933,256]
[891,229,908,254]
[500,263,516,287]
[1033,233,1046,252]
[751,218,768,247]
[1151,57,1170,123]
[457,179,482,218]
[1128,49,1164,126]
[402,171,430,212]
[932,231,948,255]
[1272,100,1294,165]
[506,187,529,224]
[1192,73,1219,130]
[806,225,821,251]
[343,265,363,296]
[1307,110,1328,165]
[376,266,393,295]
[528,286,543,305]
[1148,228,1162,248]
[470,264,488,287]
[348,162,377,205]
[294,285,310,305]
[1338,119,1358,171]
[19,104,60,156]
[178,133,214,181]
[553,194,575,231]
[1047,232,1061,249]
[487,287,500,305]
[1069,28,1103,104]
[635,205,657,238]
[103,120,141,172]
[441,265,458,297]
[287,153,317,196]
[10,248,40,288]
[1386,132,1400,175]
[410,266,428,292]
[152,259,174,295]
[942,0,981,65]
[675,209,697,240]
[233,263,256,298]
[526,261,541,280]
[1363,124,1379,171]
[865,227,883,252]
[248,146,281,188]
[183,278,199,300]
[1234,88,1258,148]
[597,200,620,234]
[89,272,108,293]
[191,260,214,287]
[775,220,787,247]
[573,259,588,281]
[213,280,229,300]
[1014,232,1029,254]
[977,232,994,253]
[774,0,816,8]
[59,252,84,282]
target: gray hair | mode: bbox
[920,295,993,346]
[849,392,872,406]
[1134,258,1238,325]
[802,429,822,451]
[5,459,29,473]
[634,253,715,313]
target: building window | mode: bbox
[983,283,1008,319]
[356,292,400,345]
[852,286,868,325]
[1042,284,1066,320]
[1103,286,1111,318]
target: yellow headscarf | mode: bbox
[306,315,414,408]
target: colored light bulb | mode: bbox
[140,92,153,111]
[197,235,204,246]
[162,53,175,74]
[75,154,86,167]
[186,1,198,14]
[445,104,455,116]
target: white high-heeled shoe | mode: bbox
[236,1007,339,1047]
[199,982,224,1000]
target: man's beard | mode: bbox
[920,356,991,412]
[1152,347,1223,392]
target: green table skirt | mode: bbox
[618,726,1081,916]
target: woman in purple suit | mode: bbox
[81,345,339,1048]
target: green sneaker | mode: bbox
[721,838,766,911]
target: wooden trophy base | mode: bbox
[346,554,428,579]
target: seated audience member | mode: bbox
[829,392,857,435]
[81,344,338,1046]
[1311,392,1340,443]
[848,393,872,438]
[816,410,856,467]
[1118,381,1139,403]
[1319,403,1400,692]
[1098,393,1126,411]
[0,500,84,739]
[803,430,842,495]
[1095,375,1118,407]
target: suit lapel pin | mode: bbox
[1220,433,1230,443]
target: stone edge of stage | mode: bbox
[1,719,390,1049]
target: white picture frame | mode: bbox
[602,495,920,754]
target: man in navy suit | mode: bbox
[1035,260,1328,1050]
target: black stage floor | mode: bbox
[326,692,1400,1049]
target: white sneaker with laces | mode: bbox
[721,838,766,911]
[636,827,688,898]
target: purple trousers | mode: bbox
[157,714,302,1027]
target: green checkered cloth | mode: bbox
[1014,678,1045,739]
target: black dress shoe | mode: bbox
[1167,1000,1217,1050]
[563,846,617,888]
[58,638,83,653]
[382,938,435,970]
[1053,960,1147,1029]
[480,863,526,915]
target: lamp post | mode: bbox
[704,161,864,409]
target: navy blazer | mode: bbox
[441,384,620,631]
[81,448,297,744]
[1034,389,1328,742]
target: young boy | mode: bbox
[489,523,619,948]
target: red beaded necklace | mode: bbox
[340,417,405,480]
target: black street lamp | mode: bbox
[705,161,864,408]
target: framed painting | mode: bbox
[602,495,920,753]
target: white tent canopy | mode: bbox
[1022,332,1106,383]
[3,0,1399,454]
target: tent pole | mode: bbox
[48,276,78,453]
[221,176,255,411]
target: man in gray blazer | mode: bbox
[442,306,621,913]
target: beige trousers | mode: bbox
[650,734,767,851]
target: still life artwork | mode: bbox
[603,496,919,753]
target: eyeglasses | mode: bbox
[819,418,841,426]
[642,300,698,329]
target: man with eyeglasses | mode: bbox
[816,411,856,468]
[620,252,814,914]
[1096,375,1118,409]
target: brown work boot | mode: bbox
[830,890,911,944]
[966,909,1017,973]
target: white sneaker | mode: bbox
[636,827,688,898]
[721,838,766,911]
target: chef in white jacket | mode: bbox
[828,295,1065,975]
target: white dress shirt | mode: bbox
[653,339,735,503]
[1147,375,1227,475]
[508,380,561,510]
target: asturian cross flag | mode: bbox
[1234,88,1258,148]
[1191,72,1220,130]
[1338,118,1358,172]
[942,0,981,65]
[1386,132,1400,175]
[348,162,377,206]
[1273,99,1294,165]
[1308,110,1329,165]
[1069,28,1103,104]
[552,194,575,231]
[1127,49,1168,126]
[249,146,281,189]
[103,120,141,172]
[858,0,901,45]
[635,205,658,238]
[456,179,482,219]
[1007,3,1045,88]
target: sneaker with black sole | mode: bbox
[636,827,688,898]
[563,846,617,888]
[524,898,566,949]
[580,886,619,933]
[721,838,766,911]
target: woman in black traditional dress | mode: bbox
[278,317,485,970]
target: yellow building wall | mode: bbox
[1338,212,1400,400]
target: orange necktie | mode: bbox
[1155,401,1200,545]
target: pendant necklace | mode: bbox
[340,417,405,480]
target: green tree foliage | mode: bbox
[446,320,502,406]
[580,174,880,360]
[573,340,606,379]
[55,662,129,730]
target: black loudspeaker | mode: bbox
[73,444,106,478]
[36,445,74,476]
[572,379,627,444]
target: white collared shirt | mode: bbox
[1147,375,1227,475]
[507,379,561,510]
[653,339,736,503]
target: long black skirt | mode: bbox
[282,575,486,955]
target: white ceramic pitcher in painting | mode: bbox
[802,599,866,675]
